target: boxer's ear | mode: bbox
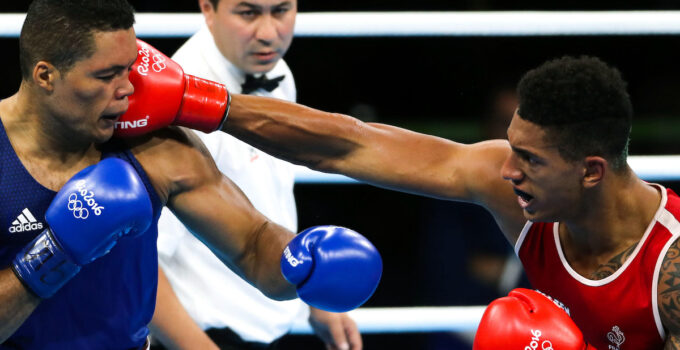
[583,156,606,189]
[33,61,58,92]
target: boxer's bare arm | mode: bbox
[658,237,680,349]
[129,127,297,299]
[0,269,41,342]
[225,94,526,241]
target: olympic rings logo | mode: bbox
[151,55,166,73]
[68,193,89,219]
[136,47,167,77]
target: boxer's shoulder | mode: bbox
[115,127,221,203]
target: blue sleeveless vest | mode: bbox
[0,118,162,349]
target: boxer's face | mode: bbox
[501,111,585,222]
[45,29,136,143]
[202,0,296,74]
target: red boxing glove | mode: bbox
[114,39,231,137]
[473,288,597,350]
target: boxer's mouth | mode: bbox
[513,188,534,209]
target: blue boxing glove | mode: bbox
[12,158,153,298]
[281,226,382,312]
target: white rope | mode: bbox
[297,155,680,184]
[4,11,680,37]
[627,155,680,181]
[289,306,486,334]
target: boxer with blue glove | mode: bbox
[111,40,384,313]
[12,158,153,299]
[1,3,383,347]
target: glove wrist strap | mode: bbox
[12,229,81,298]
[176,75,230,133]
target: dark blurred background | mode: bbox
[3,1,680,349]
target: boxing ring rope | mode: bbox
[2,11,680,334]
[296,155,680,184]
[289,306,487,335]
[4,12,680,37]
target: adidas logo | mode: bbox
[9,208,44,233]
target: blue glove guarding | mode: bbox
[12,158,153,298]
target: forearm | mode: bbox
[239,221,297,301]
[150,268,218,350]
[223,94,362,171]
[0,268,41,342]
[164,161,298,302]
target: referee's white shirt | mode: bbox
[156,25,307,343]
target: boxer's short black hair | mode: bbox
[517,56,633,171]
[20,0,136,79]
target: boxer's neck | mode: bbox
[0,91,101,191]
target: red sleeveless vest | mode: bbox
[516,186,680,349]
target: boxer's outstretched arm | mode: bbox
[131,128,297,299]
[115,40,523,239]
[224,94,526,239]
[0,269,40,342]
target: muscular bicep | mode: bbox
[659,237,680,346]
[347,124,526,241]
[133,128,296,297]
[335,123,504,198]
[457,139,528,242]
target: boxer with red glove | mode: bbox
[473,288,596,350]
[115,39,230,137]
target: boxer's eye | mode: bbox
[97,74,115,82]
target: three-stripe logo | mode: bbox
[9,208,44,233]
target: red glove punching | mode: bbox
[473,288,597,350]
[114,39,231,137]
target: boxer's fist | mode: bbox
[12,158,153,298]
[282,226,382,312]
[473,288,596,350]
[114,39,230,137]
